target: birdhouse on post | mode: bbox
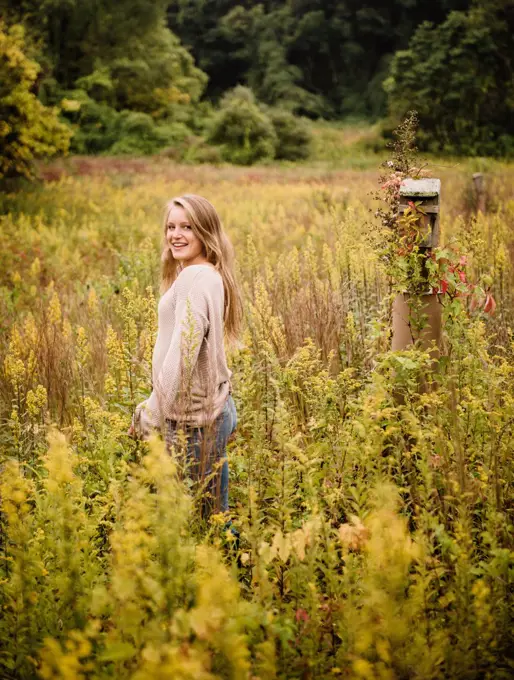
[399,178,441,249]
[392,178,442,353]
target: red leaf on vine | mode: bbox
[483,294,496,315]
[440,279,449,294]
[458,270,467,283]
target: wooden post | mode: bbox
[392,178,442,354]
[473,172,486,214]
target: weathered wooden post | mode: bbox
[391,178,442,353]
[473,172,491,251]
[472,172,486,214]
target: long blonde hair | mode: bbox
[160,194,243,341]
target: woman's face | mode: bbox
[166,204,207,267]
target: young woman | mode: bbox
[130,194,242,514]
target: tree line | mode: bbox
[1,0,513,178]
[167,0,471,118]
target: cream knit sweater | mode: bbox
[134,264,231,435]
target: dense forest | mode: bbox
[167,0,471,117]
[1,0,514,176]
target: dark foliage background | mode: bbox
[1,0,513,172]
[167,0,471,118]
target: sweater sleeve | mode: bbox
[152,294,209,419]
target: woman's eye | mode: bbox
[167,224,191,231]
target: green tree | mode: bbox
[72,26,207,121]
[1,0,207,117]
[168,0,247,100]
[267,108,312,160]
[385,0,514,155]
[221,4,325,116]
[0,21,70,180]
[0,0,208,157]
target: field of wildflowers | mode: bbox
[1,150,513,678]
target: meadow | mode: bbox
[1,146,514,678]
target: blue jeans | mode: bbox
[165,395,237,514]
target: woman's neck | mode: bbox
[180,255,211,268]
[177,260,215,272]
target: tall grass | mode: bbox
[1,159,513,678]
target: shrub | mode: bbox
[63,99,192,156]
[110,113,190,156]
[182,138,224,164]
[64,91,121,154]
[219,85,257,108]
[268,109,311,161]
[208,87,277,165]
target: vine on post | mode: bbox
[375,111,496,326]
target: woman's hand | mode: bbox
[128,400,157,442]
[128,402,150,441]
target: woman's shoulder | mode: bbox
[177,264,223,297]
[179,264,221,280]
